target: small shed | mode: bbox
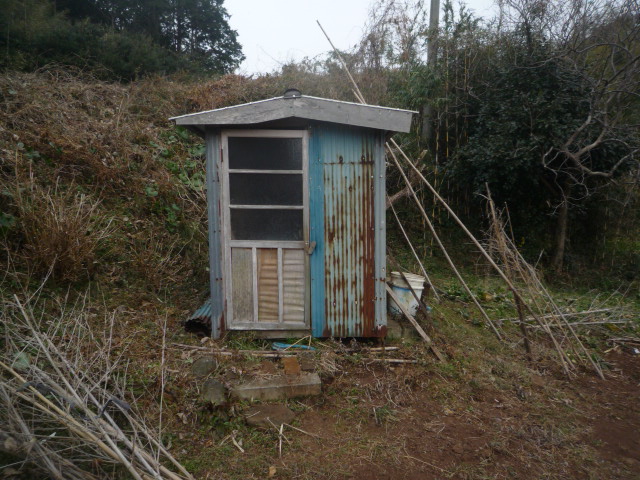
[171,90,415,339]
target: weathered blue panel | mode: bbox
[373,132,387,329]
[188,298,212,323]
[309,124,379,337]
[309,127,325,337]
[205,129,224,338]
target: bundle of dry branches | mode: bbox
[484,190,606,378]
[0,294,194,480]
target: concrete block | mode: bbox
[231,373,321,401]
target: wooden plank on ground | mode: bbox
[386,284,445,362]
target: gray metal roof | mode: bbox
[170,95,416,133]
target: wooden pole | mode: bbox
[317,21,366,104]
[386,145,503,341]
[388,198,441,302]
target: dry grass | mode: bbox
[6,175,113,282]
[0,293,193,480]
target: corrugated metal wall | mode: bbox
[309,124,386,337]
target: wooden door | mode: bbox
[221,130,309,331]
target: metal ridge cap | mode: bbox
[295,95,418,114]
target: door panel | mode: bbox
[282,249,305,323]
[257,248,279,323]
[231,248,253,322]
[223,130,309,330]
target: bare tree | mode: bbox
[501,0,640,270]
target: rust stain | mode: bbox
[323,136,376,337]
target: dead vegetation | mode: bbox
[0,294,193,480]
[6,174,113,282]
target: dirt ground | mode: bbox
[275,352,640,480]
[169,336,639,480]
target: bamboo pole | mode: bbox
[386,145,503,340]
[317,21,366,104]
[390,144,586,376]
[388,198,441,302]
[486,187,532,360]
[11,296,193,480]
[497,309,617,324]
[386,284,433,344]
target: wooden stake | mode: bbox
[386,146,503,341]
[388,199,441,302]
[386,284,433,344]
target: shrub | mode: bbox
[9,180,113,282]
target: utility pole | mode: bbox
[420,0,440,143]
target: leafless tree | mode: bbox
[501,0,640,270]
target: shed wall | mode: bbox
[205,129,225,338]
[309,124,386,337]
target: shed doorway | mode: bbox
[221,130,310,332]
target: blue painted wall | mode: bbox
[309,123,386,337]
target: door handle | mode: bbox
[305,241,316,255]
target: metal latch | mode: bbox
[305,241,317,255]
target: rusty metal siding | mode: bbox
[309,128,326,337]
[373,132,387,331]
[309,124,379,337]
[205,128,225,338]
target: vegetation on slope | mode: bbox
[0,0,638,478]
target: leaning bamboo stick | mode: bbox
[388,198,441,302]
[391,146,583,376]
[497,309,617,324]
[387,146,503,341]
[516,255,605,379]
[523,320,629,329]
[317,21,366,104]
[486,188,532,360]
[386,284,433,344]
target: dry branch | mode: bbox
[484,193,606,379]
[0,295,194,480]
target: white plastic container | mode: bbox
[388,271,425,316]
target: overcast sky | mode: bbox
[224,0,498,75]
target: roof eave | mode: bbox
[170,96,415,134]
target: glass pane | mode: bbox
[231,248,253,322]
[283,249,305,323]
[228,137,302,170]
[231,209,302,241]
[230,173,302,206]
[257,249,279,322]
